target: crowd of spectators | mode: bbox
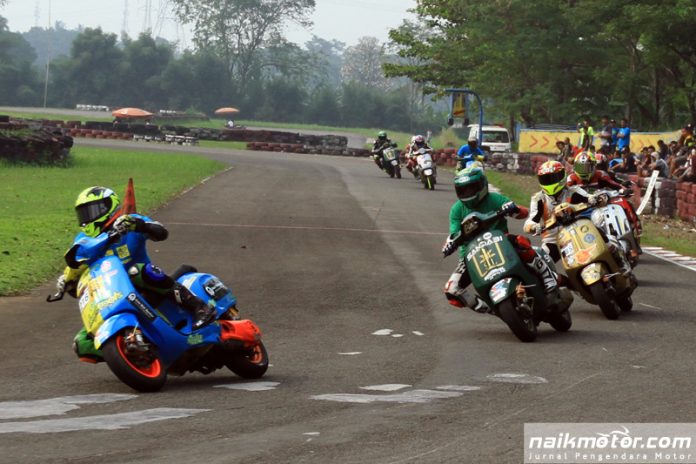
[556,119,696,183]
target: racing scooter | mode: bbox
[591,190,642,267]
[413,148,437,190]
[382,144,402,179]
[445,208,574,342]
[47,231,268,392]
[546,201,637,319]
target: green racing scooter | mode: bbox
[445,208,574,342]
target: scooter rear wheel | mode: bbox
[226,341,269,379]
[497,298,537,342]
[103,329,167,392]
[548,308,572,332]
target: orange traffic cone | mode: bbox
[122,177,137,214]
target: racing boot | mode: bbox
[72,327,104,363]
[173,283,216,330]
[528,255,560,293]
[445,287,491,314]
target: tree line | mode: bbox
[387,0,696,131]
[0,0,439,133]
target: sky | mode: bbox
[1,0,416,49]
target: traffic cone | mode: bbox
[122,177,137,214]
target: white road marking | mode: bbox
[0,408,209,434]
[412,331,424,336]
[391,334,404,338]
[214,381,280,391]
[436,385,482,392]
[0,394,137,420]
[632,365,646,369]
[338,352,362,356]
[486,373,548,384]
[303,432,321,436]
[372,329,394,336]
[638,302,662,310]
[311,389,463,404]
[360,384,411,392]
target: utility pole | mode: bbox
[122,0,129,35]
[42,0,52,108]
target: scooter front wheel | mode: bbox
[226,341,269,379]
[589,282,621,320]
[497,298,537,342]
[102,329,167,392]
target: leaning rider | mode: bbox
[56,186,216,362]
[523,161,629,269]
[456,135,486,171]
[405,134,432,178]
[371,131,393,170]
[442,168,561,313]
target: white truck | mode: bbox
[466,124,512,153]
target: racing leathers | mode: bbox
[61,214,215,361]
[443,193,560,313]
[406,142,432,178]
[371,138,393,170]
[566,170,625,192]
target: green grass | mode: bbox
[0,146,225,295]
[2,110,112,123]
[485,170,696,258]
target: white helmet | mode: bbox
[468,134,478,142]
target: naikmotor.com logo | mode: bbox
[524,424,696,463]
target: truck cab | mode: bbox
[467,124,512,153]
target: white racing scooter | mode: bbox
[414,148,436,190]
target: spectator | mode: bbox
[657,139,669,160]
[610,119,618,153]
[598,115,613,153]
[616,118,631,153]
[674,148,696,182]
[647,152,669,178]
[556,140,572,164]
[226,119,235,129]
[611,146,637,174]
[578,118,595,150]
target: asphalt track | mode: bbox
[1,139,695,463]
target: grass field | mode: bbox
[486,170,696,257]
[0,146,225,295]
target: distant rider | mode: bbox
[56,186,216,362]
[405,134,432,178]
[371,131,393,170]
[567,152,626,192]
[442,168,561,313]
[456,135,486,171]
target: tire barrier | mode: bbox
[0,124,74,165]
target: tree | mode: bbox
[120,33,174,108]
[50,28,124,106]
[0,16,41,105]
[305,36,345,88]
[341,36,390,90]
[171,0,315,92]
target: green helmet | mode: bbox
[75,186,121,237]
[377,131,387,140]
[454,167,488,207]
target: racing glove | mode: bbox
[501,201,520,217]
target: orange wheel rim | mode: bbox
[116,334,162,378]
[248,345,264,364]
